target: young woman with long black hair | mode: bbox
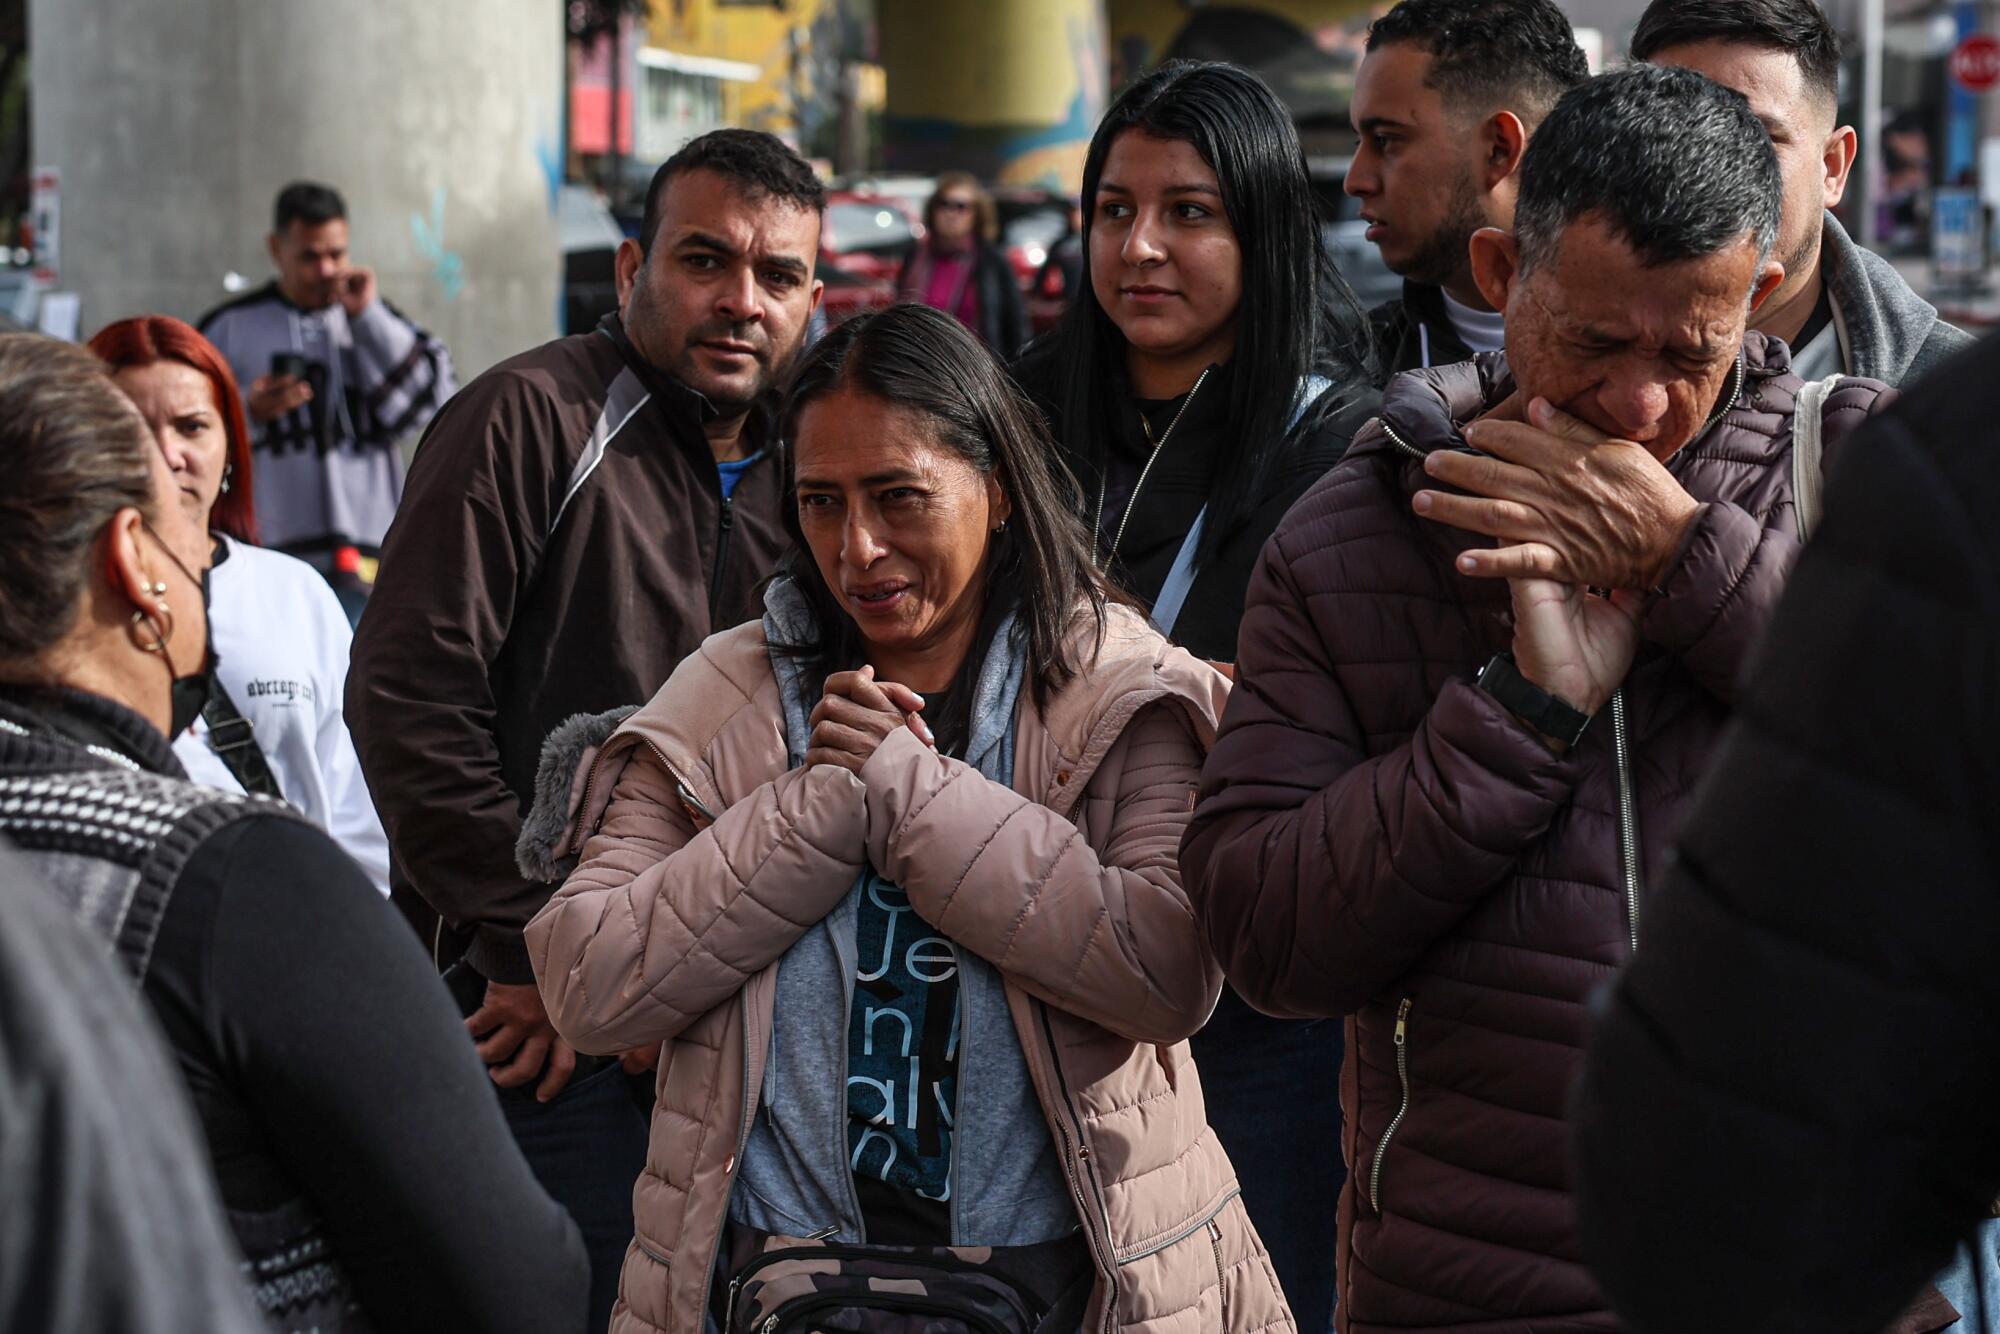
[1014,60,1379,1332]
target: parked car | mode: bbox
[821,191,922,287]
[817,264,897,328]
[812,191,914,329]
[831,172,938,227]
[1308,155,1401,310]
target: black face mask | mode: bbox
[141,524,217,739]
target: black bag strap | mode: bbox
[201,681,285,801]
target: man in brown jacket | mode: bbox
[347,129,822,1330]
[1183,67,1890,1332]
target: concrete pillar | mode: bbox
[878,0,1108,192]
[31,0,562,379]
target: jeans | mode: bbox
[1934,1216,2000,1331]
[497,1061,655,1334]
[1190,986,1345,1334]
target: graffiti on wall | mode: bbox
[410,185,466,302]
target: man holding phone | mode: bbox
[199,181,456,588]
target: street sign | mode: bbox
[1951,34,2000,94]
[1933,186,1985,286]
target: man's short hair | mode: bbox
[1515,65,1782,277]
[639,129,827,258]
[1365,0,1591,126]
[1631,0,1842,114]
[273,181,346,235]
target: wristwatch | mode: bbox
[1476,652,1592,747]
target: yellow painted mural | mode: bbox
[645,0,852,144]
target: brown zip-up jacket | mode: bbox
[1183,333,1890,1332]
[348,315,787,982]
[524,606,1292,1334]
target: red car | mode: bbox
[816,192,922,324]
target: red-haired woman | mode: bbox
[90,315,390,895]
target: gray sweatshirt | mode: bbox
[199,283,456,557]
[1791,211,1975,388]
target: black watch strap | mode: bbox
[1476,652,1592,747]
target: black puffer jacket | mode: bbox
[1574,334,2000,1334]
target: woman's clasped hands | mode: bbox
[805,665,937,773]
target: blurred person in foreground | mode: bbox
[1348,0,1589,380]
[1014,59,1377,1330]
[90,314,390,896]
[199,180,456,590]
[348,128,822,1331]
[0,841,264,1334]
[1183,66,1892,1333]
[0,334,586,1334]
[1572,334,2000,1332]
[1635,0,1970,386]
[898,172,1029,355]
[520,303,1284,1334]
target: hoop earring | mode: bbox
[127,586,173,655]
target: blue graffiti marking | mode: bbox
[410,185,465,302]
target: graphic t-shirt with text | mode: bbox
[846,865,961,1243]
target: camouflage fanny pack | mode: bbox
[718,1223,1093,1334]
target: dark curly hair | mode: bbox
[639,128,826,258]
[1632,0,1842,116]
[1367,0,1590,125]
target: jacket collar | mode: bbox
[595,312,777,462]
[1817,209,1942,385]
[1362,331,1781,472]
[0,685,184,778]
[581,601,1227,831]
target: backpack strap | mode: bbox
[200,680,285,801]
[1790,372,1847,541]
[1148,374,1338,639]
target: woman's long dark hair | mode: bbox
[1048,60,1374,565]
[777,304,1115,749]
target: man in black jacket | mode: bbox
[348,129,822,1331]
[1572,332,2000,1333]
[1348,0,1589,381]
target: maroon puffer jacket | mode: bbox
[1182,333,1889,1333]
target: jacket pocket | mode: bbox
[634,1234,673,1271]
[1367,997,1414,1216]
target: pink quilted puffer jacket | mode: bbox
[525,604,1293,1334]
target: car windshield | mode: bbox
[826,201,915,255]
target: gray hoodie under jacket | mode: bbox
[1793,210,1976,389]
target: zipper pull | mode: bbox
[1393,997,1411,1046]
[725,1275,745,1333]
